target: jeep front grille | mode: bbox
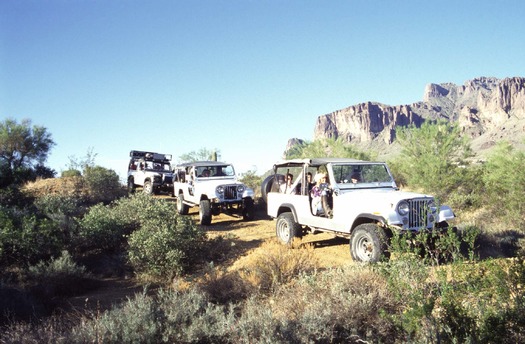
[408,199,431,229]
[224,186,238,200]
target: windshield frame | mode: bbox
[329,162,397,189]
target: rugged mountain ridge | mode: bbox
[309,77,525,157]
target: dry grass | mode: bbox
[237,239,319,294]
[22,176,89,198]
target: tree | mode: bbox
[285,138,373,161]
[392,120,473,201]
[179,148,221,163]
[482,142,525,228]
[0,118,55,171]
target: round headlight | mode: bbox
[428,200,438,214]
[216,186,224,194]
[397,201,409,216]
[237,185,245,193]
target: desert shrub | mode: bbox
[127,214,206,281]
[70,287,233,343]
[77,203,134,252]
[239,240,319,294]
[34,194,85,246]
[483,142,525,229]
[194,264,251,304]
[60,169,81,178]
[389,225,480,266]
[285,137,373,160]
[393,121,473,203]
[0,207,63,266]
[261,266,399,343]
[77,193,205,256]
[378,249,525,343]
[83,165,124,204]
[25,250,95,299]
[239,170,263,196]
[0,184,33,208]
[27,250,86,280]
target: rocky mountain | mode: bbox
[307,77,525,158]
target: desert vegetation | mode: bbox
[1,118,525,342]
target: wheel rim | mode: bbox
[276,219,290,242]
[144,183,151,194]
[355,232,374,262]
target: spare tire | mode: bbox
[260,174,283,204]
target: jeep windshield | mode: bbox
[331,163,396,188]
[143,161,171,171]
[195,164,235,178]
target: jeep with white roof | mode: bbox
[265,158,456,263]
[173,161,255,225]
[127,150,174,195]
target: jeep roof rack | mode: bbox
[130,150,172,162]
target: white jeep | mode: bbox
[264,158,456,263]
[173,161,255,225]
[127,150,174,195]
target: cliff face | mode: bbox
[312,77,525,154]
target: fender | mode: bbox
[351,213,387,232]
[277,203,299,221]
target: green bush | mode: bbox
[60,169,81,178]
[27,250,86,280]
[392,121,473,203]
[77,203,127,252]
[483,142,525,228]
[0,207,63,266]
[83,165,124,204]
[239,170,263,195]
[127,212,206,281]
[69,287,233,344]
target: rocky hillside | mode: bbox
[309,77,525,158]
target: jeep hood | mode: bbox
[338,187,435,203]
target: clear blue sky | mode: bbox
[1,0,524,180]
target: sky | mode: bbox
[1,0,524,181]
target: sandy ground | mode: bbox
[63,198,354,314]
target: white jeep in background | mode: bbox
[127,150,174,195]
[173,161,255,225]
[264,158,456,263]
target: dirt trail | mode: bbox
[191,205,354,269]
[63,202,353,314]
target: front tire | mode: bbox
[127,177,135,194]
[143,180,153,195]
[242,198,255,221]
[199,199,212,225]
[276,212,301,246]
[350,223,389,263]
[177,193,189,215]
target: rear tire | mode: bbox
[199,199,212,225]
[350,223,389,263]
[276,212,301,246]
[177,194,189,215]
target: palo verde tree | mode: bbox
[285,138,373,161]
[392,120,473,202]
[0,118,55,184]
[482,141,525,228]
[179,148,221,163]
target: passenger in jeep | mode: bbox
[310,173,330,215]
[280,173,296,194]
